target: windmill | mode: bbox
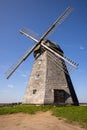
[6,7,79,105]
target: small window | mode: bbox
[35,73,40,80]
[33,89,37,94]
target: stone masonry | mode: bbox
[22,40,79,105]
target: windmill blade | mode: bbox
[20,28,39,43]
[39,7,73,42]
[6,7,73,79]
[46,50,76,75]
[20,7,73,44]
[6,44,38,79]
[41,42,78,70]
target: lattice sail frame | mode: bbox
[6,7,78,79]
[41,42,78,75]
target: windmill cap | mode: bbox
[44,40,63,53]
[34,39,63,58]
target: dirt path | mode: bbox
[0,111,85,130]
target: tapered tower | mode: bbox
[22,40,79,105]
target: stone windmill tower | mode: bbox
[6,7,79,105]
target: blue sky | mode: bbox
[0,0,87,103]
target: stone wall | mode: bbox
[22,40,79,105]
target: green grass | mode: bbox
[52,106,87,122]
[0,105,52,115]
[0,105,87,128]
[51,106,87,128]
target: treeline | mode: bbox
[0,102,22,107]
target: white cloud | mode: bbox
[21,74,27,78]
[18,70,29,78]
[80,46,85,50]
[7,84,14,88]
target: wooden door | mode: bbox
[54,90,65,104]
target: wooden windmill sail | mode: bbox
[6,7,79,105]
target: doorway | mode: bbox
[54,89,65,104]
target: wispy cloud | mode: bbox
[80,46,85,50]
[7,84,14,89]
[21,74,27,78]
[18,70,29,78]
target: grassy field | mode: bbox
[0,105,52,114]
[0,105,87,128]
[52,106,87,128]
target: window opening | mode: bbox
[33,89,37,94]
